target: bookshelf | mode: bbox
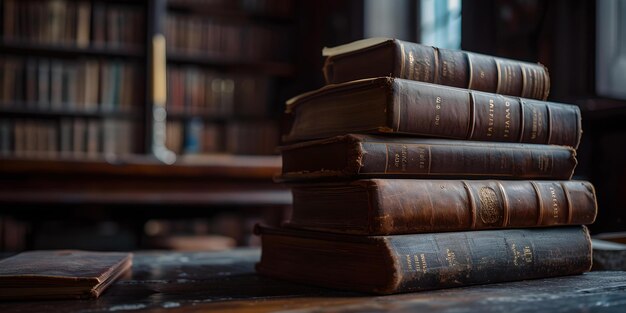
[0,0,292,164]
[163,0,293,157]
[0,0,147,160]
[0,1,290,251]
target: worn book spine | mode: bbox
[255,226,591,294]
[386,226,591,293]
[290,179,597,235]
[324,40,550,100]
[394,42,550,100]
[279,135,577,181]
[388,79,581,148]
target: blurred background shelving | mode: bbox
[1,0,625,251]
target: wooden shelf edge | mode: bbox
[0,105,141,119]
[165,111,272,122]
[167,53,295,77]
[0,190,292,207]
[0,41,145,59]
[167,3,294,24]
[0,154,282,180]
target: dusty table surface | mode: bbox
[1,249,626,313]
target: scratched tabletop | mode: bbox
[1,249,626,313]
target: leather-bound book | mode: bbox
[0,250,132,300]
[287,179,596,235]
[279,134,577,182]
[255,225,592,294]
[322,38,550,100]
[283,78,581,148]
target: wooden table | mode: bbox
[1,249,626,313]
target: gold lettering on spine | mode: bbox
[434,96,442,126]
[523,246,533,263]
[487,99,495,137]
[401,145,408,171]
[407,254,428,273]
[531,107,538,140]
[405,254,413,271]
[445,248,457,267]
[428,145,432,173]
[504,101,511,138]
[417,146,427,170]
[549,186,559,219]
[393,145,409,171]
[511,243,521,266]
[510,243,532,266]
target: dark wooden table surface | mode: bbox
[2,249,626,313]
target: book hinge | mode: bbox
[561,182,573,224]
[496,181,510,227]
[467,92,476,140]
[530,181,544,226]
[495,58,502,94]
[545,104,553,145]
[433,47,440,84]
[466,53,474,89]
[518,98,526,142]
[462,181,477,229]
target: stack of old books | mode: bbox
[256,38,597,294]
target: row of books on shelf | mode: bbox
[2,0,144,49]
[167,66,270,117]
[0,118,134,158]
[165,119,278,155]
[169,0,294,17]
[166,14,289,61]
[0,57,142,112]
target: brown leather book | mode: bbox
[287,179,597,235]
[256,225,592,294]
[283,78,581,148]
[279,134,577,181]
[0,250,132,300]
[322,38,550,100]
